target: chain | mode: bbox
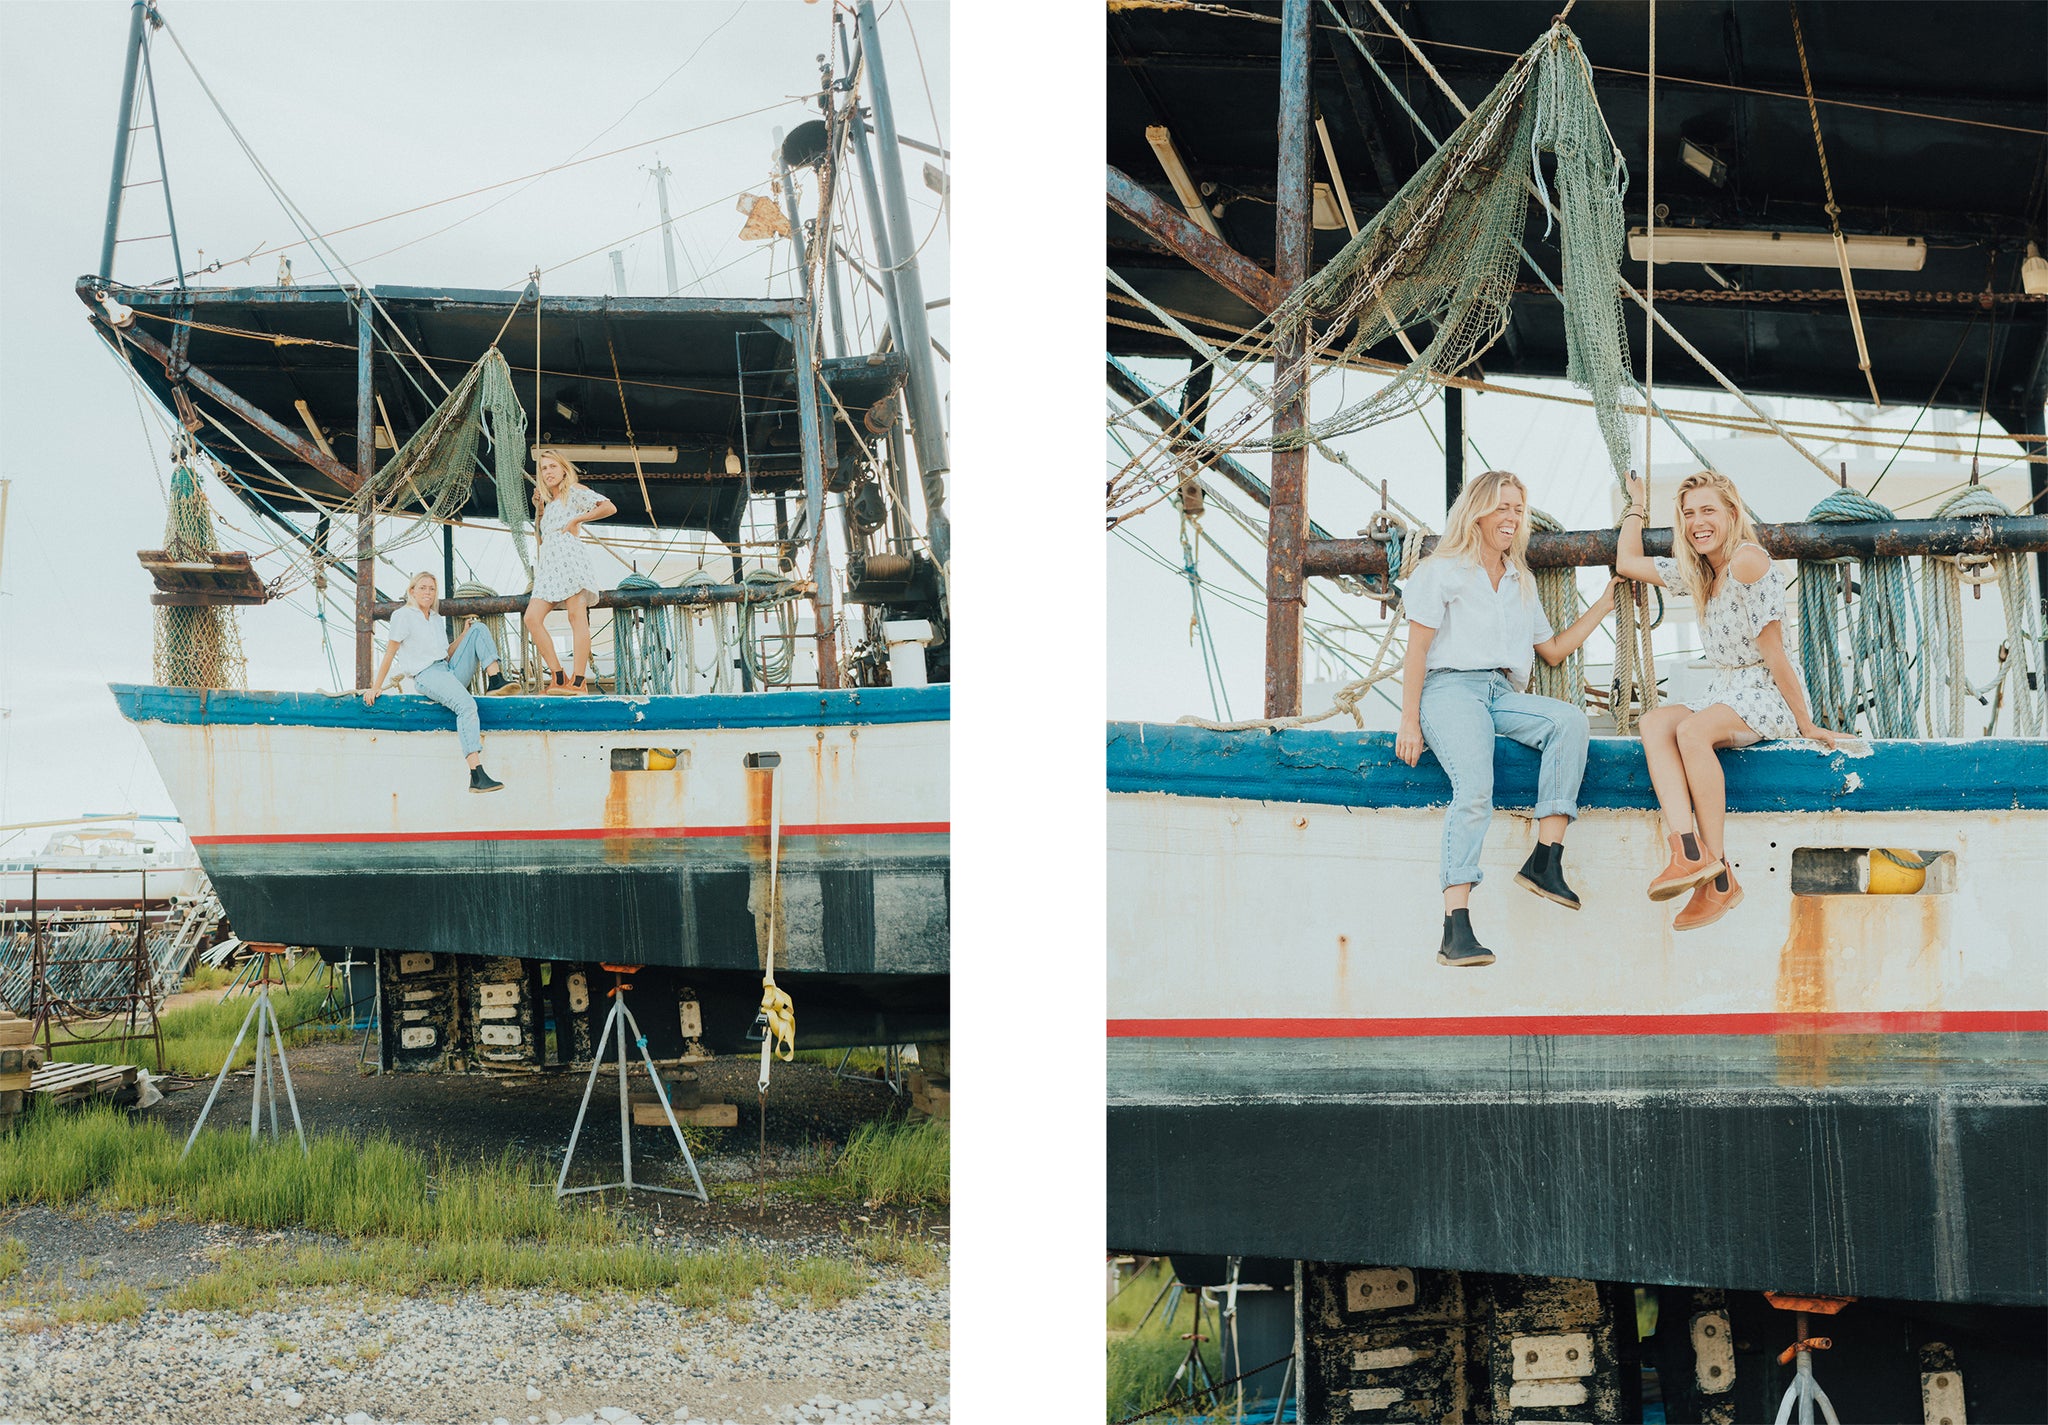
[1517,283,2045,306]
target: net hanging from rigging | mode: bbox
[153,462,247,691]
[342,348,532,573]
[1212,21,1633,476]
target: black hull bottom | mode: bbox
[1110,1088,2048,1306]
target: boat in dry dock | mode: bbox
[88,2,949,1071]
[1106,0,2046,1417]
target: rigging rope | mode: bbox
[612,572,679,695]
[1920,486,2045,737]
[1798,488,1922,737]
[1527,508,1588,706]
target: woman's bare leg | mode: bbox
[524,599,563,678]
[1443,884,1472,913]
[1638,704,1696,836]
[1676,705,1752,862]
[567,595,593,681]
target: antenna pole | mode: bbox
[853,0,949,575]
[97,0,150,280]
[649,161,680,297]
[609,250,629,298]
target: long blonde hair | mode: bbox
[531,447,584,517]
[1420,469,1534,600]
[1669,470,1761,614]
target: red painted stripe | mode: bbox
[193,821,949,847]
[1108,1011,2048,1038]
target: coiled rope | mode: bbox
[1920,485,2044,737]
[1527,507,1586,706]
[611,572,677,695]
[1798,488,1922,737]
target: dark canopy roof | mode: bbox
[98,282,905,541]
[1109,0,2048,440]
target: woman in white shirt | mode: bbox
[523,449,616,694]
[365,571,508,793]
[1394,470,1616,967]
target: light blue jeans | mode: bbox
[1417,669,1589,890]
[413,623,499,757]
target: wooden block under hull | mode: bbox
[907,1071,949,1121]
[629,1098,739,1128]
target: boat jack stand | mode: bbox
[554,975,708,1201]
[1771,1311,1842,1425]
[180,953,307,1159]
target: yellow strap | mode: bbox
[758,981,796,1062]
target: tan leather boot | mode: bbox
[1649,831,1723,901]
[1673,866,1743,931]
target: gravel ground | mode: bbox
[1,1042,948,1424]
[0,1278,948,1425]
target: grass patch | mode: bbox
[0,1239,25,1284]
[1,1102,617,1246]
[853,1225,946,1281]
[162,1239,867,1315]
[51,959,335,1078]
[833,1118,948,1208]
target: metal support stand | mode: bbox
[1771,1313,1841,1425]
[832,1043,906,1095]
[180,955,306,1159]
[554,975,708,1201]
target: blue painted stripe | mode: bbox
[113,683,948,733]
[1106,722,2048,813]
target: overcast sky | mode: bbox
[0,0,947,838]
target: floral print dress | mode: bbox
[1654,545,1801,741]
[532,484,603,604]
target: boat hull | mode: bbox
[115,685,949,1039]
[1107,723,2048,1305]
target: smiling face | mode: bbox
[1679,486,1737,564]
[408,572,438,613]
[1483,482,1526,557]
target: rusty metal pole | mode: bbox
[354,297,376,688]
[1444,385,1465,507]
[1264,0,1315,718]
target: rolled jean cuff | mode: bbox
[1532,799,1579,822]
[1440,863,1485,892]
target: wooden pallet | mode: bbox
[29,1061,139,1106]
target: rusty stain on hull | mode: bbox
[1776,892,1952,1084]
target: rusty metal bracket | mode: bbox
[1108,164,1285,313]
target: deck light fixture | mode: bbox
[541,444,679,465]
[2023,242,2048,296]
[1144,125,1224,240]
[725,446,744,475]
[1626,227,1926,272]
[1680,138,1728,187]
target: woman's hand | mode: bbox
[1799,720,1849,749]
[1396,717,1425,767]
[1624,471,1646,511]
[362,683,380,707]
[1593,574,1619,613]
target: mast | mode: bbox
[775,128,841,690]
[649,160,680,297]
[851,0,949,575]
[97,0,150,280]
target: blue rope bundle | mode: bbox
[612,572,676,695]
[1798,488,1921,737]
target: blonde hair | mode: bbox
[531,447,584,516]
[1669,470,1760,614]
[405,570,438,609]
[1420,469,1534,601]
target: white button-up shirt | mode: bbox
[1403,555,1554,691]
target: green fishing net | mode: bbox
[1233,23,1633,477]
[153,462,247,690]
[346,347,533,573]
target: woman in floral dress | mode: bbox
[523,449,616,694]
[1616,470,1845,930]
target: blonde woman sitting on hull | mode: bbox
[365,570,508,793]
[1614,470,1845,931]
[525,448,617,695]
[1395,470,1618,968]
